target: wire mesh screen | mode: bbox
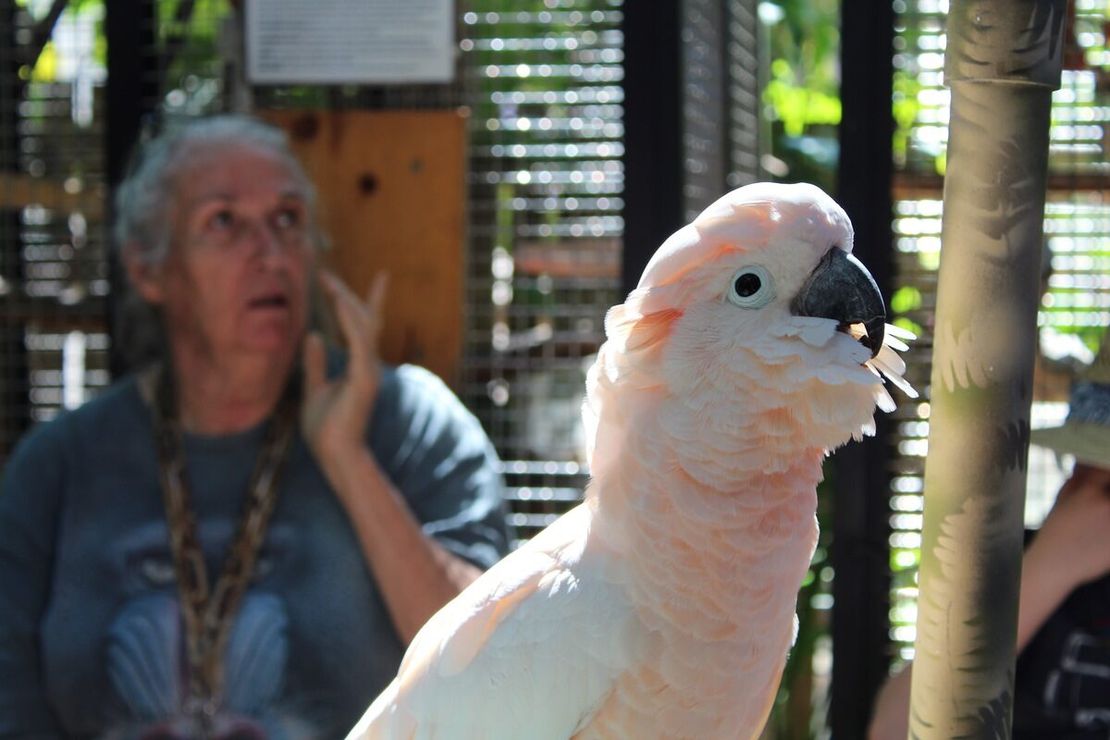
[726,0,761,189]
[0,1,112,464]
[0,1,766,551]
[887,0,1110,664]
[457,2,625,546]
[682,0,727,220]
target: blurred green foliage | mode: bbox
[760,0,839,193]
[23,0,227,87]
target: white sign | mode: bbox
[246,0,455,84]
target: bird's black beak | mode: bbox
[791,247,886,358]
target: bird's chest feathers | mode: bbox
[632,480,817,603]
[596,393,825,608]
[583,469,820,738]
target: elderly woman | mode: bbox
[0,116,509,737]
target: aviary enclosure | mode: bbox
[0,0,1107,736]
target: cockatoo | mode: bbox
[348,182,915,740]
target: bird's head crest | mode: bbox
[595,182,915,461]
[630,182,854,315]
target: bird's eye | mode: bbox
[734,273,761,297]
[727,265,775,308]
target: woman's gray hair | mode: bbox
[113,115,324,369]
[114,114,321,265]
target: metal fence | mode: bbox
[0,1,764,550]
[5,1,1105,732]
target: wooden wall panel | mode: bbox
[260,109,467,385]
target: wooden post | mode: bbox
[260,109,468,385]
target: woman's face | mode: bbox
[132,143,315,367]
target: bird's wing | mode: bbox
[347,503,639,740]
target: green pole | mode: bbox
[907,2,1066,738]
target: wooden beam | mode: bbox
[0,171,105,216]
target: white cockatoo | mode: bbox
[348,182,915,740]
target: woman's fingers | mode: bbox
[320,271,368,354]
[359,272,388,352]
[303,330,327,396]
[317,268,386,397]
[366,272,389,324]
[320,269,385,341]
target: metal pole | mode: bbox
[0,0,30,461]
[620,0,732,297]
[908,2,1065,737]
[831,0,895,735]
[104,0,157,378]
[620,0,684,298]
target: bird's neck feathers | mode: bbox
[589,295,885,453]
[586,397,826,546]
[585,309,883,484]
[583,283,890,544]
[585,341,829,560]
[584,413,823,648]
[583,304,884,568]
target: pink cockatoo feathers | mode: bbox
[348,182,914,740]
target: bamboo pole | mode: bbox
[907,2,1066,738]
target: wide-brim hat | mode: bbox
[1030,336,1110,470]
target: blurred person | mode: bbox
[869,337,1110,740]
[0,115,510,738]
[1033,242,1093,402]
